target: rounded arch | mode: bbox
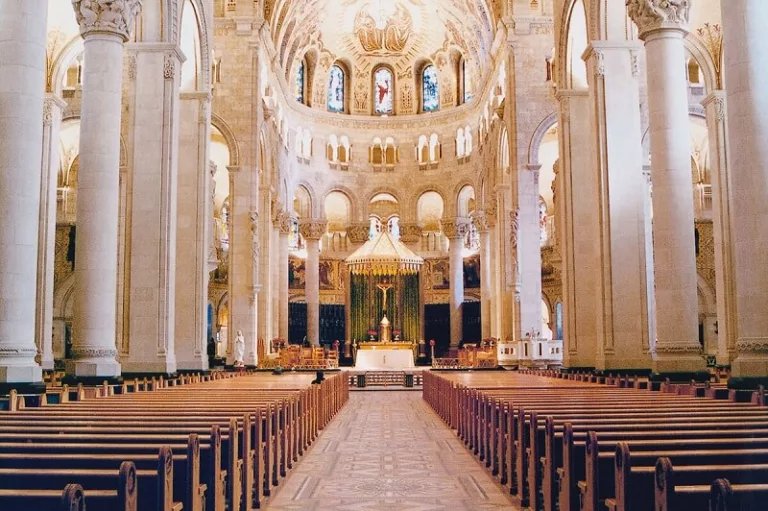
[497,125,510,177]
[178,0,212,88]
[210,113,241,166]
[292,182,316,218]
[53,274,75,321]
[323,186,360,222]
[684,36,720,92]
[528,111,559,165]
[50,36,84,97]
[456,184,476,217]
[323,190,353,231]
[415,190,446,231]
[697,274,717,316]
[327,59,352,114]
[366,187,401,207]
[561,0,589,89]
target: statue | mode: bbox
[234,330,245,367]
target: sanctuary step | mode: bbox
[348,371,424,388]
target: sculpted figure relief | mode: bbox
[626,0,691,32]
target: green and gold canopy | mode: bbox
[345,231,424,275]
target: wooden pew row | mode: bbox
[0,373,349,511]
[423,372,768,511]
[0,459,170,511]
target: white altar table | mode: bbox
[354,348,415,370]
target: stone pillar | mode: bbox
[443,218,469,348]
[518,166,543,343]
[495,185,515,344]
[228,164,258,367]
[121,44,184,375]
[36,94,67,371]
[556,89,600,369]
[582,42,653,371]
[628,0,705,375]
[175,92,212,371]
[68,0,142,380]
[300,220,327,346]
[720,0,768,380]
[278,212,292,340]
[271,212,281,341]
[475,213,492,340]
[257,187,274,348]
[702,91,736,367]
[0,0,47,388]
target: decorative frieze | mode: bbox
[163,53,176,80]
[72,0,143,41]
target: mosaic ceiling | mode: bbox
[267,0,498,85]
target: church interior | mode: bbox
[0,0,767,508]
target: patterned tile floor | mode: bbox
[267,392,517,510]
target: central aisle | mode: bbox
[267,391,517,510]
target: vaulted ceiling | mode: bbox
[266,0,498,85]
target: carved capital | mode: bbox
[442,217,470,239]
[72,0,143,41]
[626,0,691,37]
[278,211,293,235]
[398,222,422,244]
[473,212,490,233]
[347,223,371,244]
[299,219,328,240]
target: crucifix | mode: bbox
[376,279,393,312]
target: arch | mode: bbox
[372,64,395,115]
[179,0,202,91]
[684,36,720,92]
[50,36,84,97]
[697,274,717,316]
[367,188,401,206]
[456,184,476,217]
[53,273,75,321]
[295,57,307,104]
[292,182,315,218]
[210,113,241,166]
[641,110,707,166]
[562,0,588,89]
[416,190,446,230]
[528,111,559,165]
[323,185,360,221]
[175,0,212,90]
[497,125,510,175]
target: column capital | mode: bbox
[626,0,691,39]
[701,90,727,123]
[298,219,327,240]
[43,94,67,126]
[277,211,293,235]
[398,222,422,243]
[473,212,492,232]
[346,223,371,244]
[442,217,470,239]
[73,0,143,42]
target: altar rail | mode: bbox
[259,345,339,370]
[348,371,424,388]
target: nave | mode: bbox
[268,391,515,510]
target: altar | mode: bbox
[354,342,416,370]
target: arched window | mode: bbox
[327,65,345,112]
[369,216,382,239]
[373,67,394,114]
[429,134,440,162]
[456,128,465,158]
[388,216,400,240]
[417,135,428,164]
[339,136,350,163]
[295,60,305,104]
[422,65,439,112]
[464,125,473,155]
[555,302,563,340]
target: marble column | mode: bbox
[121,44,184,375]
[475,213,492,340]
[0,0,47,387]
[582,42,653,371]
[556,89,600,369]
[68,0,142,379]
[300,220,327,346]
[36,94,67,371]
[628,0,705,375]
[494,185,514,343]
[174,93,212,371]
[720,0,768,380]
[443,218,469,348]
[278,212,292,340]
[271,212,281,341]
[702,91,736,367]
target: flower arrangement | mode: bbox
[367,329,377,341]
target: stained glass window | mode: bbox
[463,60,472,103]
[328,65,344,112]
[295,61,305,104]
[373,67,393,114]
[422,65,439,112]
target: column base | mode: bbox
[730,355,768,380]
[121,361,178,375]
[176,359,209,372]
[652,350,707,376]
[40,358,55,371]
[0,364,43,385]
[65,359,121,379]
